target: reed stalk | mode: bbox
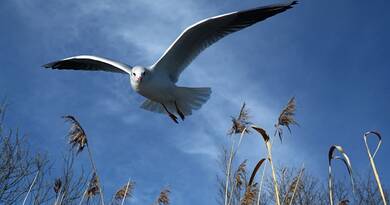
[120,178,133,205]
[252,126,280,205]
[363,131,387,205]
[22,170,40,205]
[288,165,304,205]
[328,145,354,205]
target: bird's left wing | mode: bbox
[43,55,131,74]
[151,1,297,83]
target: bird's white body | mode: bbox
[43,1,297,122]
[131,67,175,102]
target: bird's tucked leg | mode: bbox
[174,101,185,121]
[162,103,178,124]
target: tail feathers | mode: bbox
[174,87,211,116]
[140,100,165,114]
[139,87,211,117]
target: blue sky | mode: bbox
[1,0,389,204]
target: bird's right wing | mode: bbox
[151,1,297,83]
[43,55,132,74]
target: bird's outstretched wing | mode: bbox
[151,1,297,83]
[43,55,131,74]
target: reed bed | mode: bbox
[221,97,387,205]
[4,96,387,205]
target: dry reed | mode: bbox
[156,187,170,205]
[54,178,62,194]
[53,178,63,205]
[86,172,101,199]
[63,115,105,204]
[283,166,304,205]
[63,116,88,153]
[22,170,40,205]
[226,103,253,205]
[363,131,387,205]
[115,179,135,205]
[274,97,298,142]
[337,199,350,205]
[229,103,251,135]
[252,126,281,205]
[248,158,267,187]
[241,184,258,205]
[328,145,354,205]
[235,160,247,190]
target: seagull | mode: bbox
[44,1,297,123]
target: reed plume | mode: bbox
[338,199,350,205]
[156,187,170,205]
[63,115,87,153]
[86,172,101,199]
[229,103,252,135]
[283,167,304,205]
[225,103,253,205]
[275,97,298,142]
[241,184,258,205]
[54,178,62,194]
[235,160,247,190]
[53,178,63,205]
[63,115,105,204]
[115,179,135,205]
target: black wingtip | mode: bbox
[289,1,298,7]
[285,1,298,10]
[42,64,50,68]
[42,61,55,69]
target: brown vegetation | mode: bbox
[1,97,389,205]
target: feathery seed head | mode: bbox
[63,115,88,153]
[235,160,247,189]
[157,187,170,205]
[115,181,135,200]
[53,178,62,194]
[229,103,252,135]
[338,199,350,205]
[241,184,258,205]
[275,97,298,142]
[86,172,101,199]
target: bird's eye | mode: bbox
[132,73,136,76]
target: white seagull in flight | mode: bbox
[44,1,297,123]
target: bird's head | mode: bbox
[130,66,148,85]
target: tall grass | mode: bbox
[328,145,354,205]
[283,165,304,205]
[252,126,281,205]
[3,97,389,204]
[222,98,299,205]
[225,103,252,205]
[364,131,387,205]
[155,187,170,205]
[63,116,105,205]
[22,170,39,205]
[221,97,388,205]
[113,179,135,205]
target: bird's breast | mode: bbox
[132,76,175,103]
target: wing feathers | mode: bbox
[152,1,297,82]
[43,55,131,74]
